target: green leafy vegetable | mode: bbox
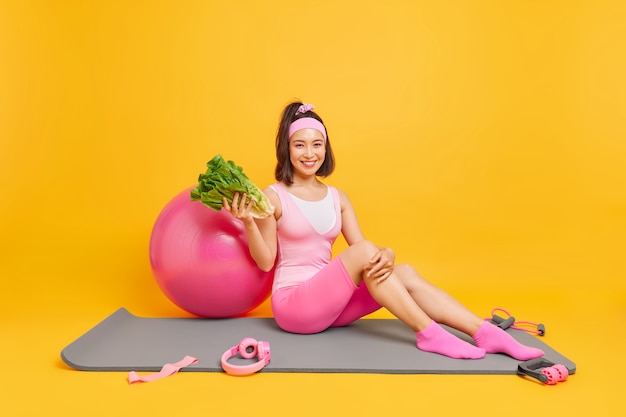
[190,154,274,219]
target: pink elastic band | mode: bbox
[288,118,327,140]
[128,355,198,384]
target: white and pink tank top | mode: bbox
[269,183,342,293]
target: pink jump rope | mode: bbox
[487,307,545,336]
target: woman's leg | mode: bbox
[338,241,431,332]
[338,241,485,359]
[271,257,369,334]
[330,283,381,328]
[393,264,544,360]
[392,264,484,335]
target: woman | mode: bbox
[223,101,543,360]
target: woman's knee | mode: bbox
[339,240,379,276]
[342,240,378,260]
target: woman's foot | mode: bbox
[416,321,486,359]
[472,321,544,360]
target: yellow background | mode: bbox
[1,1,624,415]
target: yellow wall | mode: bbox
[2,2,625,416]
[1,0,625,318]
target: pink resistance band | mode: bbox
[128,355,198,384]
[288,117,327,140]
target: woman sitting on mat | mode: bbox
[223,101,543,360]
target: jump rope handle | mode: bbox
[537,323,546,336]
[492,315,515,330]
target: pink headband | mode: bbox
[288,118,327,140]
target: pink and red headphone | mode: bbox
[221,337,271,376]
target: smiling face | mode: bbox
[289,128,326,180]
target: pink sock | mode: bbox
[416,321,485,359]
[472,321,544,360]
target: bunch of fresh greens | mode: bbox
[190,154,274,218]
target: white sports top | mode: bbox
[288,189,335,234]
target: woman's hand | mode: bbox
[364,247,395,284]
[223,192,255,225]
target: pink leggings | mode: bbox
[271,257,382,334]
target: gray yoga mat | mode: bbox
[61,307,576,375]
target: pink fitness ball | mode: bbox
[149,187,273,317]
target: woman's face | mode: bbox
[288,128,326,179]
